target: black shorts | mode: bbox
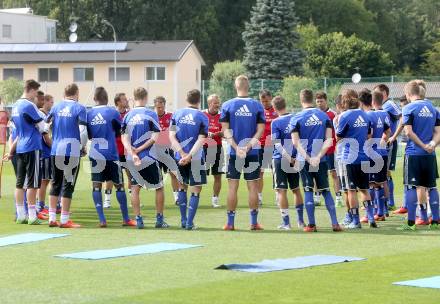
[300,161,329,191]
[119,154,127,164]
[16,150,41,189]
[340,163,370,191]
[272,158,300,190]
[156,147,177,173]
[227,154,261,181]
[130,161,163,189]
[40,157,53,180]
[326,153,336,171]
[90,158,124,185]
[404,154,438,188]
[50,155,81,199]
[259,147,273,170]
[387,141,398,171]
[11,154,17,176]
[177,158,207,186]
[369,156,388,184]
[204,145,225,175]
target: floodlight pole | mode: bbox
[103,19,117,87]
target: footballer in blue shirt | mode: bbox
[220,75,265,230]
[46,83,88,228]
[374,84,401,210]
[290,89,341,232]
[400,80,440,230]
[270,96,304,230]
[10,79,48,225]
[122,87,168,229]
[86,87,136,228]
[359,90,391,224]
[336,89,375,229]
[169,89,208,230]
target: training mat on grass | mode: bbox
[216,255,365,273]
[393,276,440,289]
[0,233,69,247]
[55,243,202,260]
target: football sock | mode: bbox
[322,190,338,225]
[92,188,106,223]
[187,193,200,227]
[406,187,418,224]
[363,200,375,223]
[104,189,112,202]
[16,204,25,220]
[115,189,129,222]
[419,203,429,222]
[280,208,290,226]
[227,210,235,227]
[49,208,56,222]
[429,188,439,223]
[250,209,258,225]
[375,187,386,216]
[388,176,395,207]
[177,189,187,225]
[295,203,304,224]
[60,211,70,225]
[350,207,360,225]
[28,205,37,221]
[305,191,315,226]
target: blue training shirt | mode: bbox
[271,113,297,159]
[382,99,401,134]
[121,106,160,160]
[39,110,51,159]
[47,99,87,157]
[87,105,121,161]
[366,109,390,157]
[11,98,44,153]
[402,100,440,156]
[171,107,208,160]
[219,97,265,156]
[289,107,331,162]
[336,109,371,164]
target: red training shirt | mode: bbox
[260,106,278,147]
[325,108,337,155]
[116,109,128,156]
[203,109,222,147]
[156,112,173,146]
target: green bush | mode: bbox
[208,60,246,102]
[0,78,23,104]
[280,76,317,108]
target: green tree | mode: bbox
[280,76,317,108]
[422,42,440,75]
[306,32,394,77]
[0,78,24,104]
[243,0,303,79]
[209,60,246,101]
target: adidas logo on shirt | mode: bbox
[178,113,196,125]
[234,104,252,117]
[377,117,383,128]
[128,114,144,126]
[353,115,367,127]
[418,106,433,117]
[90,113,107,125]
[284,125,291,134]
[305,114,322,126]
[58,106,72,117]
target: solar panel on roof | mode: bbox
[0,42,127,53]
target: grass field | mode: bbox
[1,155,440,304]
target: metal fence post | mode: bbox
[261,79,264,90]
[324,77,327,92]
[202,80,205,109]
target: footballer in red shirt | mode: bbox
[258,90,278,206]
[154,96,179,203]
[203,94,224,208]
[316,91,342,206]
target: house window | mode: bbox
[38,68,58,82]
[3,68,23,80]
[109,67,130,81]
[2,24,12,38]
[74,67,94,82]
[146,66,166,81]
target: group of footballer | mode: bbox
[6,75,440,231]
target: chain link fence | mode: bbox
[201,76,440,110]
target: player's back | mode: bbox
[11,98,43,153]
[290,108,329,157]
[272,113,296,159]
[87,105,120,161]
[337,109,370,164]
[383,99,401,133]
[172,107,208,160]
[403,100,439,156]
[49,99,86,156]
[220,97,264,155]
[366,110,390,157]
[122,107,159,159]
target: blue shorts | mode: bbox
[227,154,261,181]
[176,159,207,186]
[90,158,123,185]
[326,153,335,171]
[130,161,163,189]
[300,161,329,192]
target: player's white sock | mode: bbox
[104,192,112,202]
[173,191,179,202]
[280,208,289,218]
[28,205,37,221]
[212,196,219,203]
[60,212,70,224]
[16,204,26,220]
[49,208,56,222]
[258,193,263,201]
